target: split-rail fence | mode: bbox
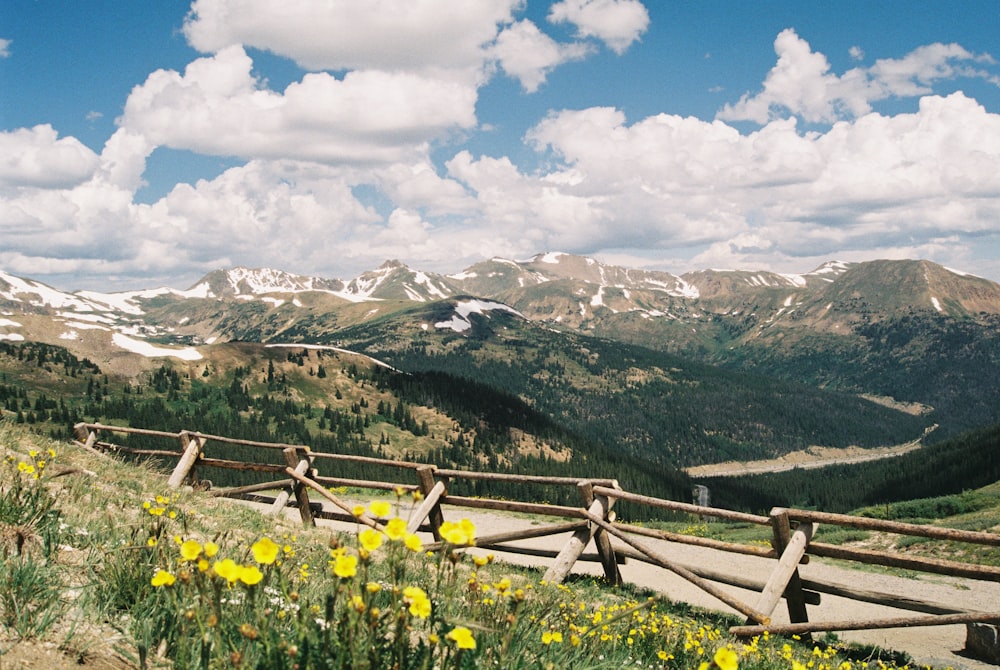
[74,422,1000,643]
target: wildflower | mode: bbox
[473,555,489,567]
[146,537,158,547]
[333,554,358,579]
[204,541,219,557]
[713,647,739,670]
[403,533,423,552]
[350,595,365,612]
[359,528,383,552]
[251,537,280,565]
[213,559,242,585]
[151,569,176,587]
[179,539,202,561]
[446,626,476,650]
[394,485,407,497]
[384,517,407,541]
[403,586,431,619]
[366,582,382,593]
[197,559,209,572]
[239,565,264,586]
[439,519,476,546]
[238,623,259,640]
[352,504,366,517]
[369,500,392,518]
[541,631,563,645]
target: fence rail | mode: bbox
[73,422,1000,641]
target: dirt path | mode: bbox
[261,497,998,669]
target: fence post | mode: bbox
[283,447,315,527]
[414,466,445,540]
[767,507,812,632]
[754,520,816,620]
[167,432,204,489]
[543,480,617,584]
[579,481,622,585]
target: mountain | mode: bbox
[2,254,1000,455]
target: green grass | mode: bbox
[0,421,927,668]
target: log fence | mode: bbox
[73,422,1000,644]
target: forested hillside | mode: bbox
[335,308,932,467]
[702,423,1000,514]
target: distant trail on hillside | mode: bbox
[684,429,936,479]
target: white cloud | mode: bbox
[183,0,519,76]
[719,29,997,124]
[0,125,100,189]
[849,45,864,62]
[118,46,477,165]
[548,0,649,54]
[513,92,1000,268]
[491,20,591,92]
[0,38,10,58]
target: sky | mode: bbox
[2,0,1000,291]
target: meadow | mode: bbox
[1,421,925,669]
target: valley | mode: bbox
[2,253,1000,514]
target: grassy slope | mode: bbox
[0,423,922,669]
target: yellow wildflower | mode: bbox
[179,539,202,561]
[204,541,219,557]
[213,558,241,584]
[713,647,739,670]
[151,569,176,587]
[403,532,423,552]
[439,519,476,546]
[251,537,280,565]
[239,565,264,586]
[359,528,383,552]
[369,500,392,518]
[384,517,407,541]
[541,631,563,645]
[446,626,476,650]
[352,504,366,517]
[332,554,358,579]
[403,586,431,619]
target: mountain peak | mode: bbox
[192,267,345,298]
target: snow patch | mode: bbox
[538,252,568,264]
[0,318,22,328]
[261,297,285,308]
[265,343,399,371]
[931,296,943,313]
[590,286,605,307]
[434,300,522,333]
[0,333,25,341]
[63,321,109,331]
[112,333,203,360]
[783,295,794,307]
[59,331,80,341]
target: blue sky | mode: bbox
[2,1,999,290]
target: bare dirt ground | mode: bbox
[284,497,998,670]
[684,443,927,478]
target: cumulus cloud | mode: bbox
[548,0,650,54]
[719,28,997,124]
[0,125,100,189]
[0,38,10,58]
[512,92,1000,268]
[491,20,591,92]
[118,46,477,165]
[183,0,518,76]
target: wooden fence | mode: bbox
[73,422,1000,640]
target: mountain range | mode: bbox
[2,253,1000,469]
